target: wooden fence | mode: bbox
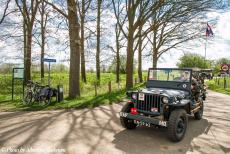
[213,77,230,89]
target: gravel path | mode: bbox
[0,90,229,154]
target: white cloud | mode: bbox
[0,41,5,48]
[217,11,230,39]
[147,10,230,69]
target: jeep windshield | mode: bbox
[148,68,191,82]
[147,68,192,91]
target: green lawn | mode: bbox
[206,77,230,95]
[0,72,147,111]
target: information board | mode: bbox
[13,68,24,79]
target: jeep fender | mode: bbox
[168,99,191,107]
[121,102,134,112]
[168,99,191,114]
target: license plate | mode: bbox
[134,120,151,127]
[139,93,145,101]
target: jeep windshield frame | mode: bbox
[146,68,192,92]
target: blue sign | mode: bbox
[43,58,56,63]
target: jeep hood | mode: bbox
[139,88,189,98]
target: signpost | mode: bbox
[12,68,24,100]
[220,64,230,77]
[42,58,64,102]
[43,58,56,86]
[221,64,229,72]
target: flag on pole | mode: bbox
[206,23,214,37]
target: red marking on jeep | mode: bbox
[131,108,138,115]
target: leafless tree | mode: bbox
[16,0,41,82]
[96,0,102,82]
[77,0,92,83]
[107,23,125,83]
[147,1,219,68]
[112,0,163,89]
[38,0,49,79]
[0,0,16,24]
[45,0,81,98]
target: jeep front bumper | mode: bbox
[120,112,168,127]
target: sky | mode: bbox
[154,10,230,69]
[0,3,230,71]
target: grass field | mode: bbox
[0,72,147,111]
[206,77,230,95]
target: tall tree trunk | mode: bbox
[152,49,158,68]
[17,0,40,83]
[80,0,86,83]
[115,38,120,83]
[96,0,101,82]
[152,30,158,68]
[40,0,45,80]
[115,24,120,83]
[138,26,143,83]
[23,16,27,83]
[125,5,135,90]
[126,30,134,89]
[68,0,81,98]
[25,27,32,82]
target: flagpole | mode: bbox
[204,23,213,68]
[205,22,208,67]
[205,37,207,61]
[205,23,207,66]
[205,22,213,68]
[203,37,207,68]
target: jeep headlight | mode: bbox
[132,93,137,100]
[162,97,169,104]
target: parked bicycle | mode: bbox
[24,80,57,106]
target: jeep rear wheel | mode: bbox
[120,103,137,129]
[202,93,206,101]
[194,101,204,120]
[168,109,188,142]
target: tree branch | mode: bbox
[44,0,68,18]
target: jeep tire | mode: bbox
[120,103,137,129]
[202,93,206,101]
[168,109,188,142]
[194,101,204,120]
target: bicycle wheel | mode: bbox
[23,91,33,105]
[38,89,52,106]
[45,90,53,106]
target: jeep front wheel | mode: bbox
[168,109,188,142]
[120,103,137,129]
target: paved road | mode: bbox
[0,90,230,154]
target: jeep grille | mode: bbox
[136,94,161,113]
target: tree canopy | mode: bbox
[177,53,211,69]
